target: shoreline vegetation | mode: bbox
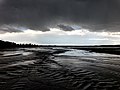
[0,40,120,55]
[0,40,39,48]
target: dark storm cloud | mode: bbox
[57,24,74,31]
[0,25,23,33]
[0,0,120,32]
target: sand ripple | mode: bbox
[0,48,120,90]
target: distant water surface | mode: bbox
[56,49,120,57]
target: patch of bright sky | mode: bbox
[0,27,120,45]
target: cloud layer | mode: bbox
[0,0,120,32]
[0,28,120,45]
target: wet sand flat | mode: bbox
[0,47,120,90]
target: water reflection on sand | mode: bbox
[56,49,120,57]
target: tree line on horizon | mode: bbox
[0,40,39,48]
[0,40,120,49]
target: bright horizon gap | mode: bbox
[0,28,120,45]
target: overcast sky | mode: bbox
[0,0,120,45]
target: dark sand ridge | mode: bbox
[0,47,120,90]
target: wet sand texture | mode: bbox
[0,48,120,90]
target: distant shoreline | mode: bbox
[0,40,120,55]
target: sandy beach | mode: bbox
[0,47,120,90]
